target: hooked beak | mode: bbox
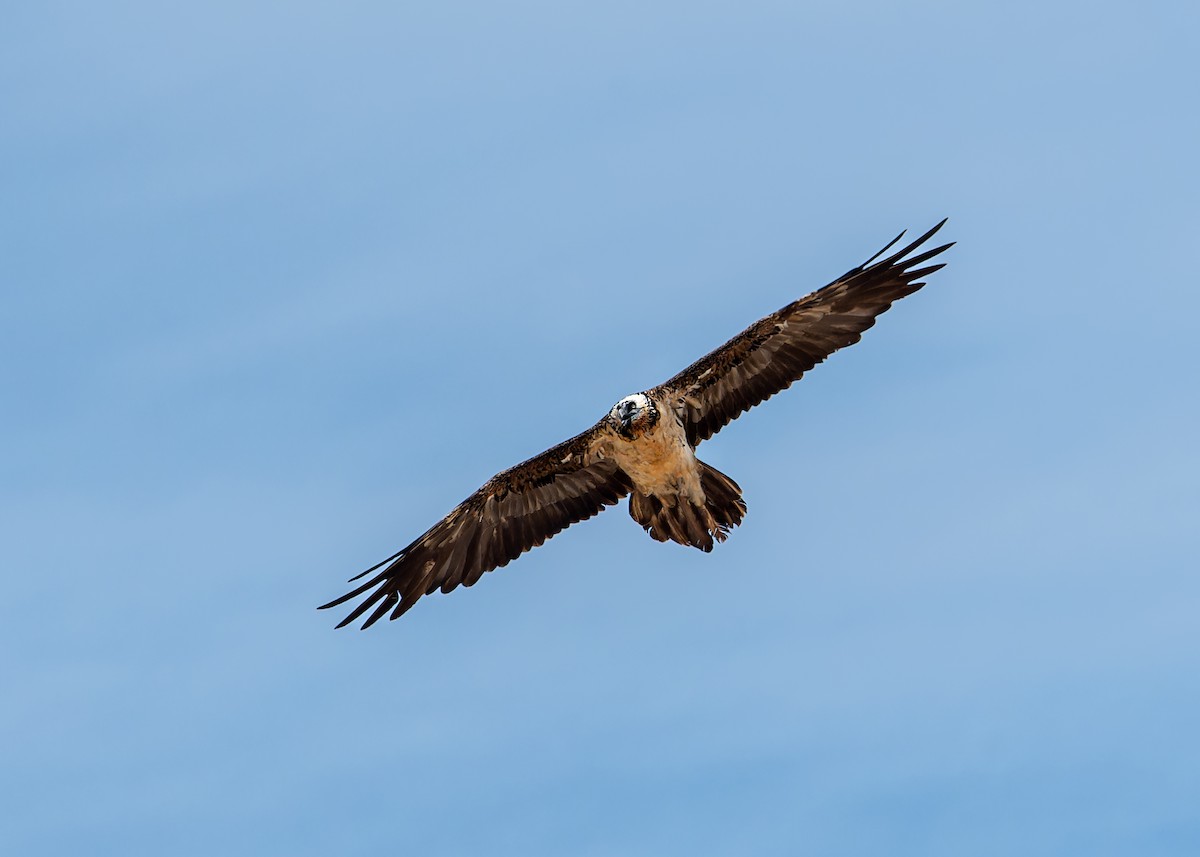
[617,402,638,430]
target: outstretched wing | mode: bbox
[652,220,952,446]
[320,421,630,629]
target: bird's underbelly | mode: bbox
[611,417,703,505]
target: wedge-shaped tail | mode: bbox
[628,461,747,552]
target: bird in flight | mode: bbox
[321,221,952,628]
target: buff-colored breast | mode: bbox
[608,398,703,504]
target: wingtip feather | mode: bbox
[861,229,907,267]
[346,547,406,582]
[905,262,947,281]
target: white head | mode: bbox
[610,393,656,438]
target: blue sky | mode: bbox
[4,2,1198,854]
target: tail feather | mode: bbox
[628,460,746,551]
[699,461,747,531]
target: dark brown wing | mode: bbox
[319,421,630,629]
[652,220,952,446]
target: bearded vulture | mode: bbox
[320,221,952,628]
